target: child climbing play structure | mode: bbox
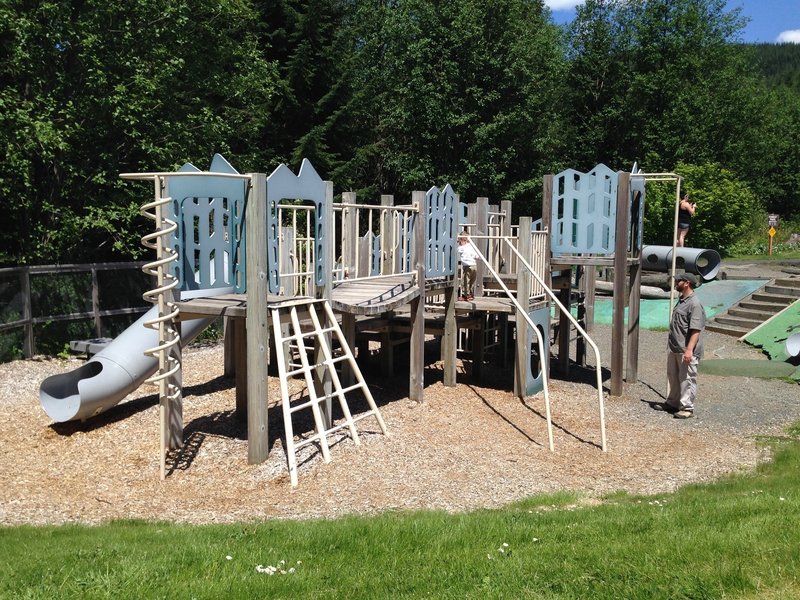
[40,154,682,484]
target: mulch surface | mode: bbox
[1,317,798,526]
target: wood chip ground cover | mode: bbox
[1,325,798,526]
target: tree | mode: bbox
[643,161,760,254]
[341,0,568,214]
[0,0,278,265]
[566,1,759,170]
[563,0,632,170]
[252,0,356,177]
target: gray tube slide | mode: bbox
[641,245,721,281]
[39,307,213,422]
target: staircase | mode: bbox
[707,277,800,338]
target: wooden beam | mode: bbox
[315,181,335,427]
[246,173,269,464]
[442,285,457,386]
[234,317,247,418]
[610,172,631,396]
[475,197,488,296]
[514,217,533,398]
[409,191,426,402]
[381,195,394,275]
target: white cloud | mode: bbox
[544,0,583,11]
[777,30,800,44]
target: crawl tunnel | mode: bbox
[641,245,721,281]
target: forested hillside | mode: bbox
[750,43,800,92]
[1,0,798,265]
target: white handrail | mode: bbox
[501,237,607,452]
[465,240,554,451]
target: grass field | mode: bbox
[2,426,799,599]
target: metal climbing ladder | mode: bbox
[270,298,388,486]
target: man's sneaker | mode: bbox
[652,402,677,413]
[466,295,474,300]
[674,410,694,419]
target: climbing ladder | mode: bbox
[270,298,388,486]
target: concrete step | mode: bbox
[739,299,792,312]
[774,277,800,289]
[706,322,751,337]
[764,284,800,298]
[728,307,777,321]
[751,291,797,305]
[713,314,761,329]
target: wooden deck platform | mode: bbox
[330,274,419,315]
[176,275,460,320]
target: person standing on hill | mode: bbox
[677,191,697,247]
[457,231,478,301]
[654,272,705,419]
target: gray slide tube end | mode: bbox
[40,357,137,422]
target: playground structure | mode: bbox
[38,155,692,484]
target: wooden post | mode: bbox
[475,197,488,297]
[443,285,457,387]
[557,283,571,374]
[20,268,33,358]
[541,176,553,293]
[315,181,335,427]
[627,261,642,383]
[409,190,426,402]
[626,184,644,383]
[500,200,512,273]
[443,193,459,387]
[575,266,586,367]
[541,176,553,238]
[341,312,356,387]
[234,317,247,418]
[342,191,357,278]
[223,316,236,377]
[514,217,533,398]
[91,266,102,337]
[381,195,394,275]
[610,172,631,396]
[165,321,183,450]
[471,312,485,381]
[584,266,596,332]
[246,173,269,464]
[152,175,182,471]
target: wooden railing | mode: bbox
[0,262,150,358]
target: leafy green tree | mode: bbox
[729,72,800,217]
[565,1,763,172]
[563,0,632,170]
[341,0,568,214]
[0,0,278,265]
[643,161,761,255]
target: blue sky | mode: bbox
[545,0,800,44]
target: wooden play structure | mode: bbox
[121,155,650,483]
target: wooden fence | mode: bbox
[0,262,151,358]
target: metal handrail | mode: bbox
[501,237,607,452]
[464,239,554,451]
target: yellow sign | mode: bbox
[769,226,776,237]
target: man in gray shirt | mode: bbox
[654,272,705,419]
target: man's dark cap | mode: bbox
[675,272,699,286]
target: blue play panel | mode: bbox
[587,279,767,330]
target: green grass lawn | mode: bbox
[2,427,800,599]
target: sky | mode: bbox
[544,0,800,44]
